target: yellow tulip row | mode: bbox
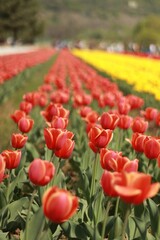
[72,49,160,100]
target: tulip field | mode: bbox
[0,48,160,240]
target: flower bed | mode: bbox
[0,49,159,240]
[0,48,56,84]
[73,49,160,101]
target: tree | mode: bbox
[132,15,160,50]
[0,0,44,44]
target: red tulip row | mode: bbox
[0,49,159,238]
[0,48,56,84]
[123,51,160,60]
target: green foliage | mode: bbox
[133,15,160,47]
[40,0,160,42]
[0,0,44,43]
[0,54,57,151]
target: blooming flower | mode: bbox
[113,171,160,205]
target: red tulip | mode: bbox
[131,117,148,133]
[23,92,40,106]
[58,105,69,118]
[18,117,34,133]
[0,155,6,182]
[85,110,99,124]
[118,115,133,129]
[144,137,160,159]
[50,116,68,129]
[101,171,122,197]
[155,112,160,126]
[55,139,75,159]
[131,133,149,153]
[11,133,28,149]
[126,95,144,110]
[41,103,59,122]
[113,171,160,205]
[44,128,68,151]
[100,112,119,130]
[88,126,113,153]
[2,150,21,169]
[10,110,26,123]
[79,106,92,118]
[118,101,131,115]
[42,186,78,223]
[19,101,33,114]
[28,159,55,186]
[100,148,122,170]
[100,148,138,172]
[41,103,69,122]
[38,94,48,107]
[141,107,158,121]
[99,92,115,108]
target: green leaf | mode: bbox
[25,142,40,159]
[44,146,53,161]
[108,216,123,239]
[0,188,7,209]
[53,169,66,188]
[61,221,87,239]
[76,198,88,222]
[6,168,27,202]
[15,149,27,173]
[132,216,147,239]
[39,229,53,240]
[147,198,160,238]
[61,220,101,239]
[134,203,145,219]
[24,207,45,240]
[127,217,137,239]
[51,225,62,239]
[81,222,101,240]
[7,197,29,223]
[0,230,8,239]
[98,216,116,239]
[146,232,156,240]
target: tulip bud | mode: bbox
[19,101,32,114]
[55,139,75,159]
[42,186,78,223]
[11,133,28,149]
[18,117,34,133]
[10,110,26,124]
[28,159,55,186]
[131,117,148,133]
[118,115,133,129]
[144,137,160,159]
[100,112,119,130]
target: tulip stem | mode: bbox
[146,159,151,174]
[118,129,123,151]
[6,170,11,203]
[90,153,99,198]
[114,197,120,217]
[101,197,112,240]
[121,204,131,240]
[96,189,104,225]
[24,189,37,240]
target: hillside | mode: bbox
[40,0,160,42]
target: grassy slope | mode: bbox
[0,54,57,151]
[40,0,160,41]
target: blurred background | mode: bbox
[0,0,160,53]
